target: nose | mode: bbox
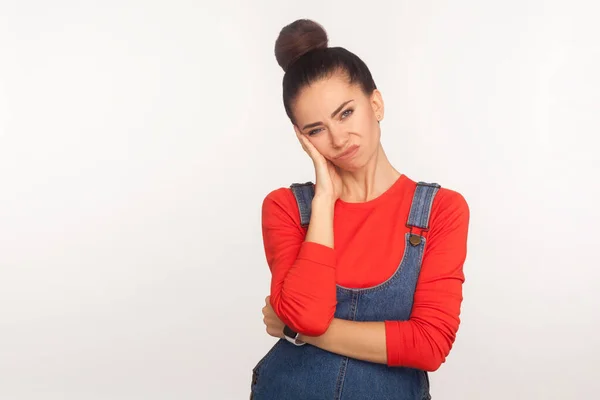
[330,127,349,149]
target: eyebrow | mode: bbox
[302,99,354,130]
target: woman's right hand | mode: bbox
[294,127,342,203]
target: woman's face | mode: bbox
[292,73,384,171]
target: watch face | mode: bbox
[283,325,297,338]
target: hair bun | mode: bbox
[274,19,328,72]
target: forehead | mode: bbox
[293,74,363,122]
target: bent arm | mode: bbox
[262,189,338,336]
[299,191,470,371]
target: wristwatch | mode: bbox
[283,324,306,346]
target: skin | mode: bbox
[262,71,404,365]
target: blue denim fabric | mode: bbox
[251,181,440,400]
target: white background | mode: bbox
[1,1,599,399]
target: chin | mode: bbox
[345,162,366,172]
[336,157,365,172]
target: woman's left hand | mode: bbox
[262,296,285,339]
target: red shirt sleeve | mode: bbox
[261,188,337,336]
[384,189,470,371]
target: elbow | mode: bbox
[394,351,445,371]
[388,353,446,371]
[275,301,335,337]
[421,339,453,371]
[413,318,458,371]
[273,289,337,337]
[421,355,444,372]
[291,309,334,336]
[386,320,454,371]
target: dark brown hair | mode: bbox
[274,19,377,125]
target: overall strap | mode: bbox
[291,180,440,231]
[407,181,441,232]
[290,182,315,228]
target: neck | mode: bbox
[337,144,401,203]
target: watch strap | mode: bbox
[283,324,305,346]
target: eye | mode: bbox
[341,108,354,119]
[308,128,322,136]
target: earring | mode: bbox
[377,115,381,120]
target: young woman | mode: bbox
[251,19,470,400]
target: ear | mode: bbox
[370,89,384,121]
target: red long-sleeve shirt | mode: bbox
[261,174,469,370]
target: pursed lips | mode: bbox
[335,145,359,159]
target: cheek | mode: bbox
[359,120,379,144]
[355,114,377,133]
[309,137,331,156]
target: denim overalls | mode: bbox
[251,181,440,400]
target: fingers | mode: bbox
[262,303,272,332]
[263,296,271,317]
[297,135,327,170]
[294,127,310,153]
[294,126,319,159]
[262,296,284,338]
